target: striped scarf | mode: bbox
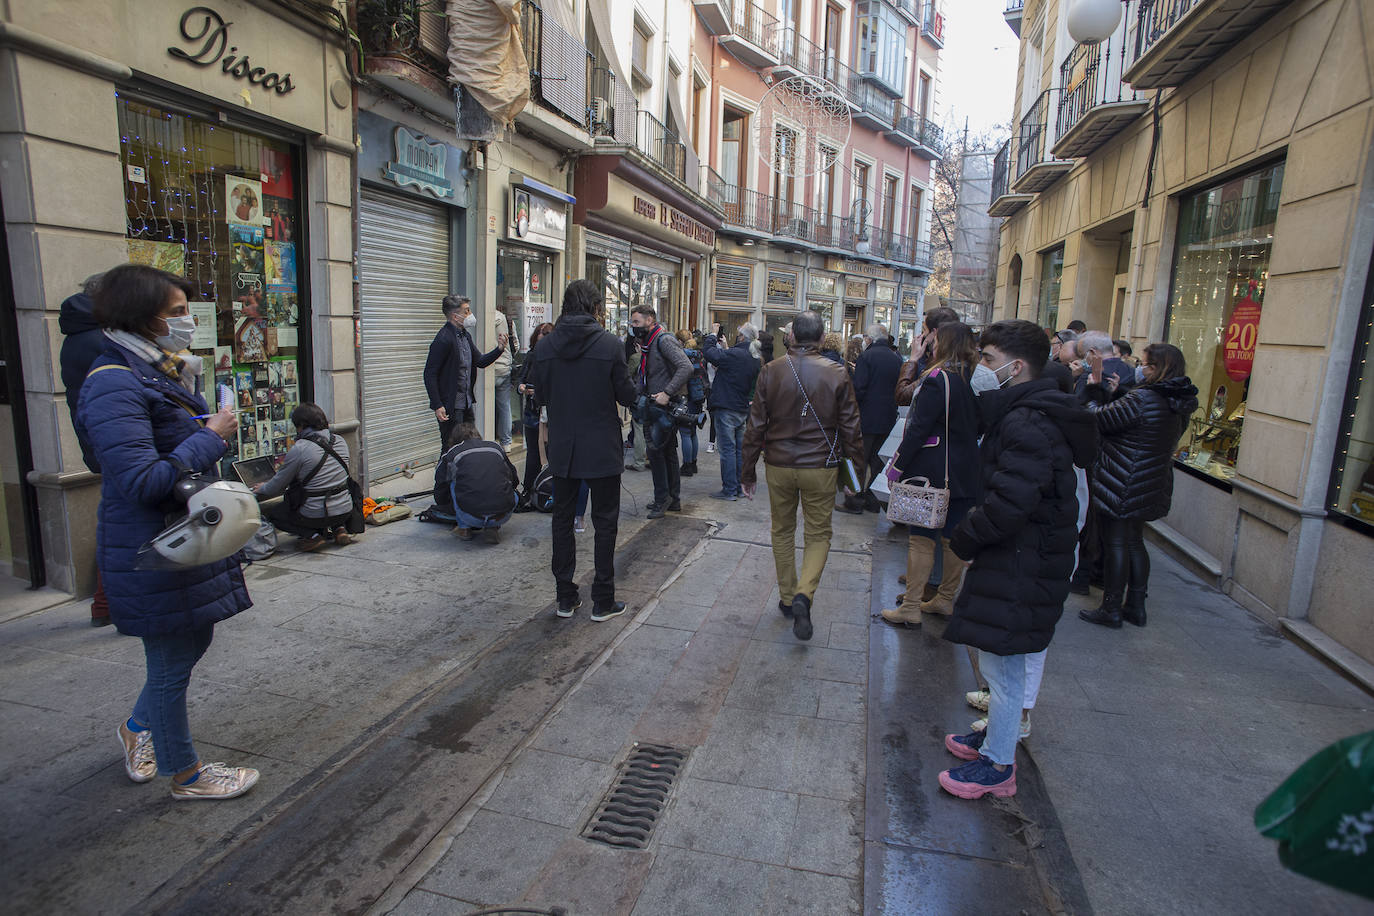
[104,329,200,395]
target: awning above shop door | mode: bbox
[359,188,451,483]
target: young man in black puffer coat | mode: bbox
[937,320,1098,800]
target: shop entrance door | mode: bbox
[358,188,452,482]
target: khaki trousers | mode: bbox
[765,463,839,603]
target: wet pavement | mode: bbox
[1,450,1372,914]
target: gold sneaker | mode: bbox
[117,721,157,783]
[170,762,260,801]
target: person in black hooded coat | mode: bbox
[529,280,637,619]
[937,320,1097,802]
[1078,342,1198,629]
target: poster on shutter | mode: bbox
[1222,284,1262,381]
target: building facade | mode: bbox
[989,0,1374,674]
[695,0,947,357]
[0,0,355,592]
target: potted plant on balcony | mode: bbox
[356,0,426,55]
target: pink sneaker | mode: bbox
[938,757,1017,799]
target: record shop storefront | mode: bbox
[574,155,718,333]
[0,2,353,593]
[356,108,469,485]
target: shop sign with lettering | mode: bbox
[827,257,894,281]
[168,6,295,94]
[766,271,798,305]
[632,195,717,248]
[809,273,837,296]
[901,290,921,317]
[384,127,454,199]
[845,279,871,300]
[512,188,567,250]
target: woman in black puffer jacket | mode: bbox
[1079,343,1198,629]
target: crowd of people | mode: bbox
[65,260,1196,806]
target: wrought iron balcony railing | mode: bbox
[773,199,820,245]
[1016,89,1054,179]
[1004,0,1025,11]
[771,25,825,79]
[1133,0,1199,63]
[357,0,448,80]
[921,0,945,45]
[720,185,775,235]
[991,138,1012,201]
[636,110,688,183]
[731,0,779,54]
[1054,31,1147,157]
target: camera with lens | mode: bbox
[666,396,697,428]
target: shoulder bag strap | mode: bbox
[784,355,839,466]
[940,369,950,488]
[300,434,352,495]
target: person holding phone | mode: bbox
[78,264,258,801]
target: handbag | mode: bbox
[302,434,366,534]
[886,369,951,530]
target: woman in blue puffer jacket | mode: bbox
[77,264,259,801]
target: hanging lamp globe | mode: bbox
[1066,0,1123,45]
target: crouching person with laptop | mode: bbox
[253,403,355,551]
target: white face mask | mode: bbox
[155,315,196,352]
[462,313,477,331]
[989,359,1021,388]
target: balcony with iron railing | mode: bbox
[1124,0,1298,89]
[885,103,946,160]
[717,185,775,239]
[921,0,946,48]
[988,137,1033,216]
[1011,89,1074,193]
[772,199,821,249]
[1052,32,1149,159]
[850,79,898,131]
[722,0,780,69]
[635,110,689,184]
[770,25,825,82]
[1003,0,1025,37]
[891,0,920,26]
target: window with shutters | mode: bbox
[714,261,752,303]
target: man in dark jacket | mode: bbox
[58,276,112,626]
[742,310,865,642]
[937,320,1096,801]
[423,295,506,452]
[702,321,761,501]
[1043,329,1077,394]
[850,326,903,511]
[530,280,637,621]
[439,423,520,545]
[630,304,693,518]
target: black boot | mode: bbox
[1079,592,1123,629]
[1122,591,1147,627]
[791,594,814,641]
[681,461,696,477]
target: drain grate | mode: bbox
[582,742,688,850]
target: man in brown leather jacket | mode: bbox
[741,310,864,641]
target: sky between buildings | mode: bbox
[939,0,1019,144]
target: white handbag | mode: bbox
[886,369,951,530]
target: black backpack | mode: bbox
[530,465,556,512]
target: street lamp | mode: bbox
[1066,0,1123,44]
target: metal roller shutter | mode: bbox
[358,188,451,483]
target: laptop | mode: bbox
[232,456,278,488]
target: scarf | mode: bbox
[105,329,202,395]
[637,325,664,389]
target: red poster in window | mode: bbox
[1222,287,1262,381]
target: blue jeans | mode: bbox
[679,425,699,464]
[453,488,517,529]
[714,408,747,496]
[575,480,590,517]
[977,649,1028,766]
[132,626,215,775]
[494,374,512,443]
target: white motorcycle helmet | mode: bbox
[137,480,262,569]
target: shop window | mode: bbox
[117,95,304,475]
[1328,251,1374,529]
[806,300,835,330]
[589,254,631,335]
[1166,161,1284,483]
[897,320,920,357]
[764,312,795,361]
[1037,245,1064,329]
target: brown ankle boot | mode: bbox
[920,541,966,616]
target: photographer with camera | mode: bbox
[630,305,693,519]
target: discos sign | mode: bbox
[168,6,296,95]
